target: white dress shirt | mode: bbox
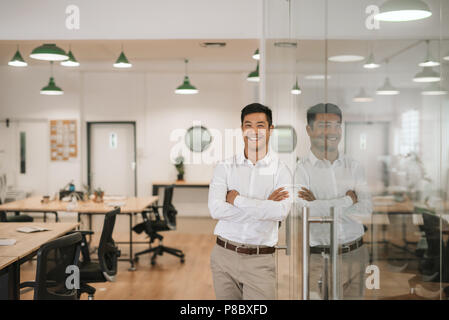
[295,151,372,246]
[208,150,292,246]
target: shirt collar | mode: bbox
[307,150,344,167]
[237,148,275,166]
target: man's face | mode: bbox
[242,112,273,153]
[306,113,342,153]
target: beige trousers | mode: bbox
[309,245,369,300]
[210,238,276,300]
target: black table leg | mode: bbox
[128,213,136,271]
[8,262,20,300]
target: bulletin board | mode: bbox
[50,120,77,161]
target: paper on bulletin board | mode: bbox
[50,120,77,161]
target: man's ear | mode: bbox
[306,125,312,137]
[269,124,274,135]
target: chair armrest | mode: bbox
[20,281,37,289]
[67,230,94,236]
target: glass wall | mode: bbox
[264,0,449,300]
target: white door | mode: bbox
[344,122,389,195]
[90,123,136,196]
[0,120,49,195]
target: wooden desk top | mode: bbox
[152,181,209,187]
[0,222,79,260]
[0,196,158,214]
[0,256,18,270]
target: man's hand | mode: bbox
[298,187,316,201]
[226,190,240,205]
[346,190,358,204]
[268,187,289,202]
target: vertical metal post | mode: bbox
[302,206,309,300]
[330,207,338,299]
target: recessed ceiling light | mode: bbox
[374,0,432,22]
[329,55,365,62]
[199,42,226,48]
[274,41,297,48]
[304,74,331,80]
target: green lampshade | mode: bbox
[247,63,259,82]
[291,79,301,95]
[61,50,80,67]
[40,77,63,95]
[113,51,132,68]
[8,50,27,67]
[30,44,68,61]
[175,76,198,94]
[252,48,260,60]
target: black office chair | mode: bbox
[19,232,82,300]
[408,210,449,299]
[133,186,185,266]
[72,207,121,300]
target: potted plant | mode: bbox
[174,155,185,181]
[93,187,104,203]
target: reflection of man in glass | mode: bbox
[208,103,292,300]
[295,103,372,299]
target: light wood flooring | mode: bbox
[17,215,449,300]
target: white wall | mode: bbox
[0,64,257,216]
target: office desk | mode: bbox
[0,196,159,270]
[0,222,79,300]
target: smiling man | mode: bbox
[208,103,292,300]
[295,103,372,299]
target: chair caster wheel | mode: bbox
[151,259,156,266]
[180,258,185,264]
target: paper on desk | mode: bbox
[16,226,50,233]
[0,238,16,246]
[105,201,126,207]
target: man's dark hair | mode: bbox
[241,103,273,126]
[307,103,342,127]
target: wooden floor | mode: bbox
[17,216,449,300]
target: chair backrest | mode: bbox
[34,232,82,300]
[421,212,442,257]
[97,207,120,279]
[162,186,177,229]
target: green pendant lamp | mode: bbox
[252,48,260,60]
[291,77,301,95]
[40,62,63,95]
[113,44,132,68]
[61,47,80,67]
[30,43,68,61]
[175,59,198,94]
[247,63,260,82]
[8,46,27,67]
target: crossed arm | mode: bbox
[208,163,292,223]
[295,164,372,217]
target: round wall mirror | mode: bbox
[185,126,212,152]
[270,125,297,153]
